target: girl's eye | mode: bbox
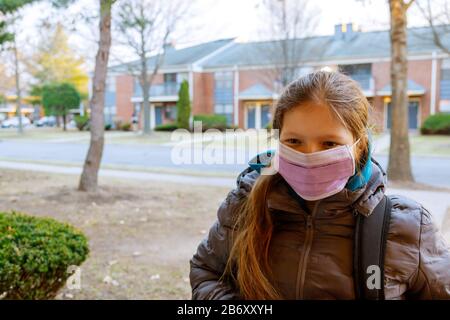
[324,141,339,148]
[285,138,301,144]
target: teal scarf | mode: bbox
[345,131,373,191]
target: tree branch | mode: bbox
[404,0,415,10]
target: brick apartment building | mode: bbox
[101,23,450,132]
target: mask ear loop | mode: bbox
[353,137,362,147]
[347,137,362,176]
[353,129,373,176]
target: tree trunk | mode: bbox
[78,0,113,192]
[140,49,151,134]
[142,75,151,134]
[387,0,414,182]
[62,113,66,131]
[13,38,23,134]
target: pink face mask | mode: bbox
[275,138,360,201]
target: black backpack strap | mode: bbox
[353,195,392,300]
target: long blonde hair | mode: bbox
[221,70,374,299]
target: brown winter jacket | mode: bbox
[189,157,450,300]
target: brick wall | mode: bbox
[238,69,277,92]
[192,72,214,116]
[114,58,438,131]
[372,59,433,130]
[115,74,134,123]
[237,69,278,128]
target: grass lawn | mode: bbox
[370,133,450,157]
[409,134,450,157]
[0,127,174,144]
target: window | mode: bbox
[339,63,371,76]
[214,104,233,125]
[214,71,233,106]
[224,104,233,113]
[164,105,177,121]
[164,73,177,83]
[132,103,141,123]
[214,104,233,114]
[339,64,372,90]
[105,105,116,115]
[214,104,224,114]
[214,71,233,80]
[106,76,116,92]
[440,59,450,112]
[214,71,233,88]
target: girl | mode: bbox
[189,71,450,300]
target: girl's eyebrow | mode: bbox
[320,134,346,140]
[282,132,345,140]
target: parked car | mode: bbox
[1,116,31,128]
[35,116,56,127]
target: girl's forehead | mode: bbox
[281,102,352,139]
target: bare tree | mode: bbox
[113,0,190,134]
[387,0,415,182]
[78,0,116,192]
[1,9,26,134]
[254,0,323,89]
[415,0,450,54]
[0,60,15,92]
[12,34,23,133]
[356,0,415,181]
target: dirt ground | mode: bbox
[0,169,231,299]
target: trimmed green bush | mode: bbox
[176,80,191,130]
[120,122,132,131]
[193,114,228,131]
[420,113,450,135]
[0,211,89,300]
[74,115,89,131]
[154,123,179,131]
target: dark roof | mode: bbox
[109,38,234,73]
[200,25,450,68]
[108,25,450,72]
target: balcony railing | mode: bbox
[134,82,180,97]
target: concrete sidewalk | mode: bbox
[0,160,448,229]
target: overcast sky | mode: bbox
[13,0,431,72]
